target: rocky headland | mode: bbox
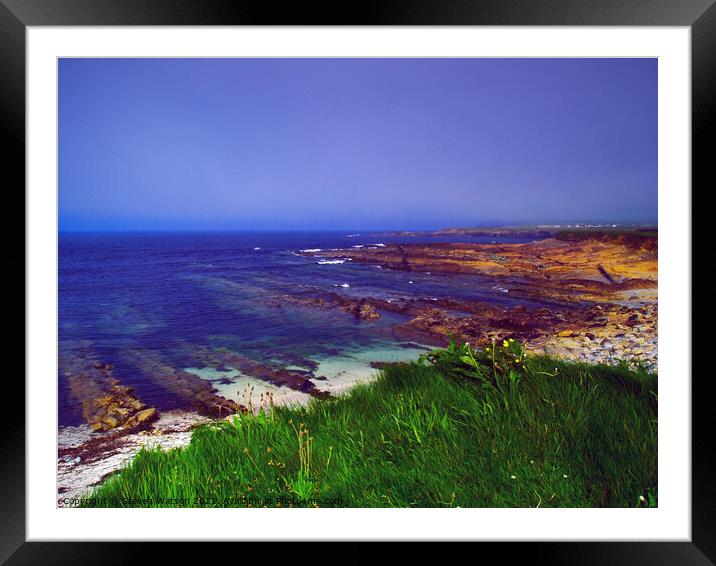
[296,233,657,368]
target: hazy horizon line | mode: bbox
[58,222,659,234]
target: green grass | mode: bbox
[83,352,657,508]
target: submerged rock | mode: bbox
[345,301,381,320]
[122,349,242,418]
[177,345,332,400]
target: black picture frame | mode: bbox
[3,0,706,562]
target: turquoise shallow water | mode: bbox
[58,231,542,425]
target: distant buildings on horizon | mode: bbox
[537,223,619,228]
[534,223,656,229]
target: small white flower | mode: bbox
[639,495,646,502]
[562,474,568,479]
[511,475,516,479]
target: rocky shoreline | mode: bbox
[60,344,242,434]
[296,235,658,369]
[58,410,212,503]
[58,232,657,501]
[57,347,338,501]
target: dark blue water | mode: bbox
[58,231,541,426]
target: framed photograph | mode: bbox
[5,0,707,561]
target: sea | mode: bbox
[58,231,542,427]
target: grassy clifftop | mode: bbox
[84,343,657,508]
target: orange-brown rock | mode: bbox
[299,237,657,304]
[296,235,658,369]
[60,346,160,432]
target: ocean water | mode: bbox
[58,231,540,426]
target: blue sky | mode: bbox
[59,58,657,231]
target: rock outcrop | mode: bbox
[295,235,658,369]
[60,347,160,432]
[121,350,242,418]
[299,237,657,304]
